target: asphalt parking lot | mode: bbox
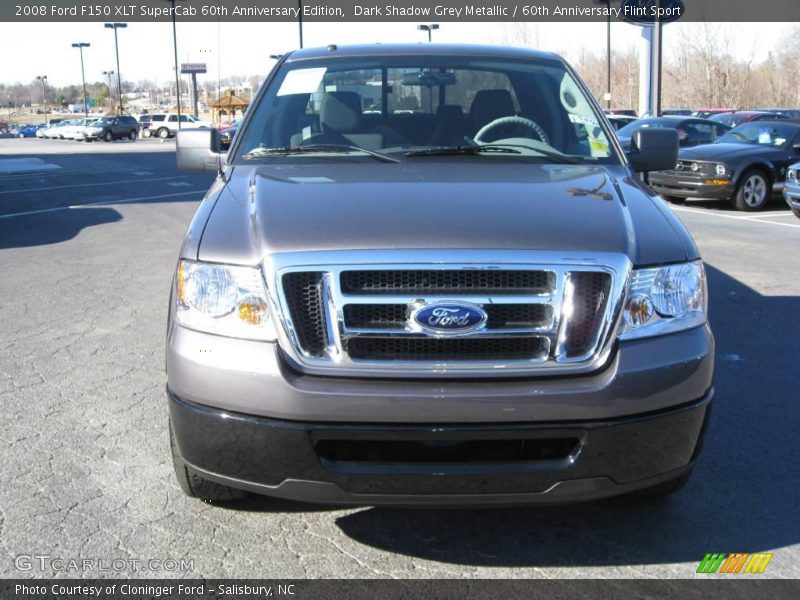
[0,137,798,579]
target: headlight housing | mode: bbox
[714,163,727,176]
[619,261,707,340]
[174,260,278,341]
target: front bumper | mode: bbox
[169,389,712,506]
[167,321,715,505]
[784,183,800,212]
[649,171,735,199]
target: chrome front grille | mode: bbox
[269,251,630,378]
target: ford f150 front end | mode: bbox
[167,44,713,506]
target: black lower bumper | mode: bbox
[168,389,712,506]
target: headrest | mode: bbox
[469,89,515,126]
[321,91,362,132]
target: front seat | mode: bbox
[295,91,383,150]
[469,89,516,136]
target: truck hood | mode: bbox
[196,161,691,265]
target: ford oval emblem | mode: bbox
[411,302,488,335]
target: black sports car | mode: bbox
[649,121,800,211]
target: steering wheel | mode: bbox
[474,116,550,146]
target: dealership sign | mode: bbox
[180,63,207,74]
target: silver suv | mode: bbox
[167,44,713,506]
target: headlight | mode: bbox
[174,260,278,341]
[619,261,707,340]
[788,168,797,182]
[715,163,727,176]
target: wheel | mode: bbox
[474,115,550,145]
[103,130,113,142]
[661,195,686,204]
[169,419,247,503]
[18,133,24,138]
[733,169,771,211]
[158,127,170,139]
[129,130,137,141]
[143,128,151,138]
[636,468,693,498]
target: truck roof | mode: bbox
[285,43,561,63]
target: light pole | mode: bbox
[417,24,439,42]
[298,0,304,48]
[104,22,127,114]
[163,0,187,129]
[71,42,90,117]
[36,75,47,125]
[102,70,115,112]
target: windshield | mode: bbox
[233,54,618,164]
[616,118,673,137]
[717,122,798,147]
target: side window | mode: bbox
[683,123,714,145]
[180,115,190,122]
[168,115,177,123]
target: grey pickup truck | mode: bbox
[167,44,714,506]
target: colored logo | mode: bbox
[411,302,487,335]
[696,553,773,574]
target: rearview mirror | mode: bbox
[627,128,679,173]
[176,128,222,173]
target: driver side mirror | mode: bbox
[176,129,223,173]
[627,128,679,173]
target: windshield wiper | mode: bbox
[405,143,583,164]
[242,144,400,163]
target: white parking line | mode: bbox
[0,175,188,195]
[671,206,800,229]
[0,190,203,220]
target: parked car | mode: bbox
[649,120,800,211]
[60,118,97,140]
[80,115,139,142]
[137,114,153,135]
[42,120,76,139]
[167,43,712,506]
[144,113,211,139]
[753,108,800,120]
[16,124,45,138]
[603,108,637,117]
[615,116,729,152]
[692,108,736,119]
[784,162,800,218]
[661,109,692,116]
[709,110,789,128]
[605,114,637,131]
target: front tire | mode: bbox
[170,420,247,503]
[18,133,24,138]
[158,127,170,139]
[733,169,771,211]
[103,130,113,143]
